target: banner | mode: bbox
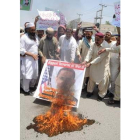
[34,60,86,108]
[45,7,66,26]
[20,0,32,11]
[111,1,120,27]
[36,10,60,30]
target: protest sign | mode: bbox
[36,10,60,30]
[34,60,86,108]
[45,7,66,26]
[111,1,120,27]
[20,0,32,11]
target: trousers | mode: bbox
[87,75,109,98]
[113,73,120,101]
[20,79,37,92]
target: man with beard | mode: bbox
[76,27,94,90]
[82,32,110,101]
[102,31,118,98]
[20,23,39,95]
[98,35,120,104]
[38,27,60,64]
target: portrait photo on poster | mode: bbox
[34,59,86,108]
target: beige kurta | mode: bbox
[105,45,121,100]
[38,36,59,60]
[76,39,94,77]
[113,73,120,101]
[85,43,110,83]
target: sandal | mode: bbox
[108,99,120,104]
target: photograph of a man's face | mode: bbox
[56,68,75,91]
[34,60,85,108]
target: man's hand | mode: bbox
[93,25,99,32]
[81,61,87,65]
[71,60,74,63]
[32,54,38,60]
[42,56,46,64]
[78,55,82,63]
[98,48,106,55]
[86,63,91,67]
[56,48,60,53]
[77,22,82,29]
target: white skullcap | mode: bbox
[26,23,35,28]
[73,29,76,32]
[46,27,54,34]
[20,27,24,30]
[106,31,112,35]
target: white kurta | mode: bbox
[20,34,39,79]
[59,35,77,62]
[106,45,121,98]
[77,39,94,77]
[110,44,120,94]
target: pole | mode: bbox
[99,4,107,31]
[77,13,83,22]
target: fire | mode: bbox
[27,91,95,137]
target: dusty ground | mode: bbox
[20,87,120,140]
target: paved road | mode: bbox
[20,88,120,140]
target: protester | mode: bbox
[38,27,60,65]
[57,25,66,40]
[20,27,24,37]
[20,23,39,95]
[24,22,30,33]
[59,28,77,63]
[82,32,110,101]
[76,27,94,90]
[98,35,120,104]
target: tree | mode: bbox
[105,21,111,25]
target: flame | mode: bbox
[27,89,95,137]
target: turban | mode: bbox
[112,34,120,37]
[95,32,104,37]
[106,31,112,35]
[26,23,35,28]
[84,27,93,32]
[59,25,66,30]
[46,27,54,34]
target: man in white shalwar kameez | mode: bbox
[102,32,119,97]
[82,32,110,101]
[76,28,94,89]
[20,23,39,95]
[59,28,77,63]
[98,35,120,104]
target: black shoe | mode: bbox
[82,87,87,92]
[97,95,103,101]
[108,92,114,98]
[86,92,93,98]
[24,91,33,96]
[30,87,37,91]
[104,92,114,98]
[20,87,24,93]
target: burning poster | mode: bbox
[34,60,86,108]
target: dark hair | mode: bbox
[66,28,73,33]
[57,68,75,79]
[24,22,29,27]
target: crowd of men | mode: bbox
[20,17,120,105]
